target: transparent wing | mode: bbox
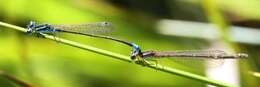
[51,22,113,35]
[167,56,225,69]
[142,50,247,68]
[142,50,247,59]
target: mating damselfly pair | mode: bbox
[26,21,248,65]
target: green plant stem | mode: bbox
[0,21,234,87]
[0,70,34,87]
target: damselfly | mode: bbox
[26,21,142,58]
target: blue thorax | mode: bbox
[130,43,142,59]
[27,21,59,34]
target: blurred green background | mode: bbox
[0,0,260,87]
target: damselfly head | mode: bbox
[26,21,36,33]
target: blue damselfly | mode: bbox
[26,21,142,58]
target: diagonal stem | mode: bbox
[0,70,34,87]
[0,21,235,87]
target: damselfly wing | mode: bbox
[141,50,248,68]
